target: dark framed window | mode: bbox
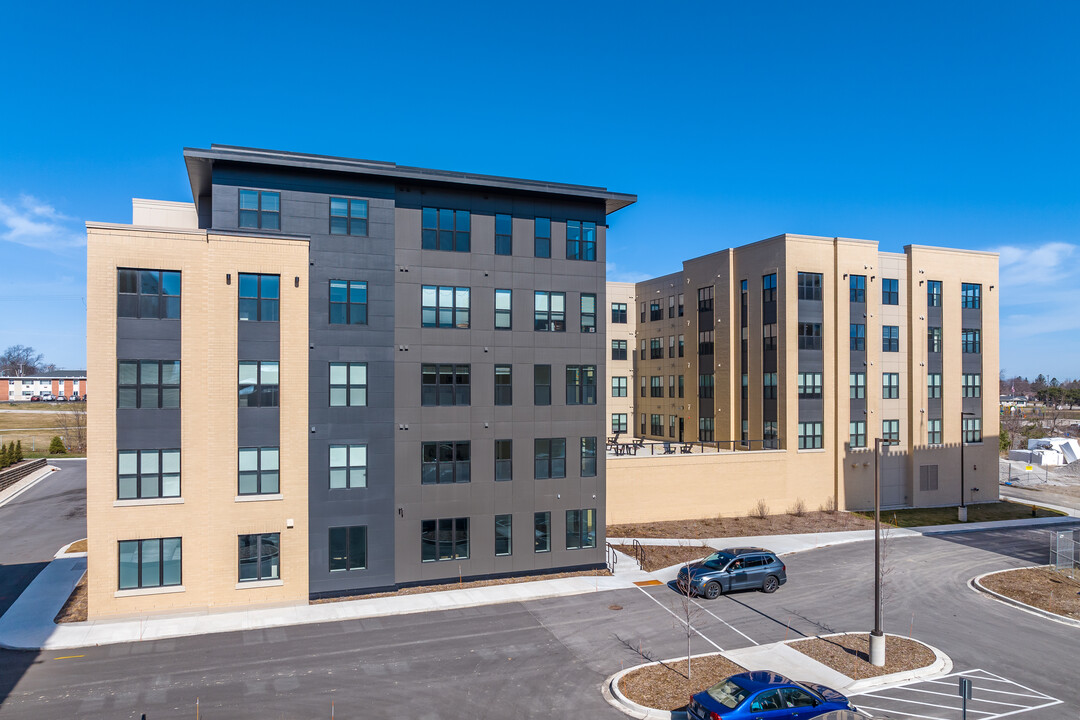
[495,289,512,329]
[330,362,367,407]
[421,518,469,562]
[534,438,566,479]
[928,326,942,352]
[422,207,470,251]
[763,324,777,352]
[850,323,865,351]
[238,446,280,495]
[534,512,551,553]
[669,414,676,438]
[928,373,942,398]
[495,213,513,255]
[849,274,866,303]
[534,365,551,405]
[565,509,597,549]
[239,189,280,230]
[961,283,981,309]
[118,537,181,590]
[668,295,675,318]
[668,335,675,358]
[927,280,942,307]
[329,444,366,489]
[534,217,551,258]
[762,273,777,303]
[882,278,899,305]
[580,293,597,333]
[763,373,777,399]
[650,414,663,436]
[640,413,646,434]
[239,361,279,407]
[611,303,627,323]
[581,437,597,477]
[742,373,749,399]
[963,373,981,397]
[882,419,900,443]
[698,330,714,355]
[238,533,280,582]
[421,364,470,406]
[611,340,627,361]
[118,360,180,409]
[534,291,566,331]
[495,439,512,481]
[330,197,368,236]
[882,372,900,399]
[699,417,714,442]
[798,323,822,350]
[678,375,685,398]
[118,449,180,500]
[650,301,662,321]
[495,514,513,556]
[763,421,778,449]
[798,422,823,449]
[118,268,181,319]
[422,286,470,328]
[495,365,512,406]
[850,372,866,399]
[797,272,822,300]
[962,328,981,353]
[698,374,714,399]
[612,413,628,434]
[668,374,675,398]
[239,273,279,322]
[928,419,942,445]
[650,337,663,359]
[329,525,367,572]
[421,441,470,484]
[678,293,684,316]
[697,286,713,311]
[963,417,982,443]
[640,302,646,323]
[566,220,597,261]
[611,376,627,397]
[798,372,822,398]
[329,280,367,325]
[849,421,866,448]
[882,325,899,352]
[651,375,663,398]
[678,334,685,357]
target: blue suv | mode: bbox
[676,547,787,599]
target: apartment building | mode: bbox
[606,282,636,438]
[607,234,999,521]
[1,371,86,401]
[86,145,635,618]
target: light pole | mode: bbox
[960,411,975,522]
[870,436,892,667]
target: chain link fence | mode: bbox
[1049,528,1080,580]
[999,460,1050,485]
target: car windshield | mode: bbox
[702,551,734,569]
[705,679,750,709]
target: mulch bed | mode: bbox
[609,544,715,572]
[65,538,87,553]
[609,511,875,540]
[790,633,936,680]
[980,566,1080,620]
[618,653,746,711]
[55,574,87,624]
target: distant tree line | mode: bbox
[1000,372,1080,397]
[0,345,57,376]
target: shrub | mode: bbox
[49,436,67,455]
[749,499,770,520]
[819,496,838,514]
[787,497,808,517]
[14,440,23,462]
[0,443,9,469]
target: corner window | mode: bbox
[534,365,551,405]
[422,207,470,252]
[239,361,279,407]
[495,439,512,481]
[534,291,566,331]
[849,274,866,303]
[238,533,280,582]
[495,365,512,406]
[565,509,597,549]
[330,197,368,236]
[118,538,182,590]
[495,514,512,556]
[762,274,777,303]
[329,526,367,572]
[580,437,597,477]
[534,512,551,553]
[797,272,822,301]
[238,190,279,230]
[421,441,470,484]
[118,268,180,319]
[927,280,942,307]
[580,293,596,333]
[495,289,512,329]
[961,283,981,309]
[882,278,899,305]
[329,280,367,325]
[534,217,551,258]
[566,220,597,261]
[422,286,470,329]
[238,273,280,322]
[534,438,566,479]
[421,518,469,562]
[495,213,513,255]
[330,362,367,407]
[118,449,180,500]
[421,364,470,406]
[697,286,713,311]
[118,360,180,409]
[330,444,367,489]
[238,446,280,495]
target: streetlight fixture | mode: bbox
[870,435,895,667]
[960,411,976,522]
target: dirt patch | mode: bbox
[609,511,875,540]
[618,653,746,712]
[55,574,87,624]
[856,501,1064,527]
[311,568,611,604]
[980,566,1080,620]
[65,539,87,553]
[790,633,936,680]
[610,544,714,571]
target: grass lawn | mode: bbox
[856,501,1065,527]
[2,402,85,412]
[0,408,84,456]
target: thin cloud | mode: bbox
[995,241,1077,288]
[606,262,652,284]
[0,194,86,251]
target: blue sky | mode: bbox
[1,1,1077,379]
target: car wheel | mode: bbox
[703,581,721,599]
[761,575,779,593]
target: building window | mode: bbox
[534,217,551,258]
[650,338,663,359]
[566,366,597,405]
[238,533,280,582]
[962,328,981,353]
[741,419,749,446]
[849,421,866,448]
[330,197,368,236]
[699,417,714,442]
[763,324,777,352]
[698,330,714,355]
[422,441,470,484]
[495,515,512,556]
[697,286,713,311]
[798,372,822,398]
[580,294,596,333]
[919,465,939,491]
[118,537,182,590]
[238,361,279,407]
[963,417,982,443]
[495,289,512,330]
[611,302,627,323]
[329,526,367,572]
[668,374,675,398]
[640,302,646,323]
[928,326,942,353]
[797,272,822,301]
[640,376,646,398]
[698,374,714,399]
[928,373,942,398]
[238,274,279,322]
[495,439,512,481]
[961,283,981,309]
[534,438,566,479]
[928,419,942,445]
[421,518,469,562]
[329,444,367,489]
[641,413,646,434]
[118,449,180,500]
[678,334,685,357]
[581,437,597,477]
[668,295,676,318]
[882,372,900,399]
[239,446,280,495]
[495,213,512,255]
[762,273,777,303]
[421,364,470,406]
[611,340,627,361]
[742,373,749,400]
[668,335,676,358]
[678,293,685,316]
[534,365,551,405]
[798,323,822,350]
[238,189,280,230]
[534,291,566,331]
[330,362,367,407]
[495,365,513,406]
[612,413,628,434]
[798,422,823,449]
[763,373,777,399]
[927,280,942,307]
[646,375,660,398]
[118,360,180,409]
[882,278,899,305]
[650,414,663,436]
[963,373,981,398]
[118,268,181,319]
[640,339,647,360]
[422,286,470,329]
[534,512,551,553]
[850,372,866,399]
[565,509,597,549]
[566,220,597,261]
[882,325,899,352]
[649,300,662,321]
[763,421,779,449]
[678,375,685,398]
[850,324,865,351]
[849,275,866,303]
[882,419,900,443]
[422,207,470,252]
[329,280,368,325]
[669,414,676,438]
[612,376,627,397]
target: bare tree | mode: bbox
[673,561,706,681]
[0,345,47,376]
[54,406,87,453]
[879,521,897,629]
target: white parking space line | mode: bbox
[689,597,760,646]
[891,687,1030,708]
[635,586,724,651]
[854,705,952,720]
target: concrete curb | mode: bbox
[970,567,1080,629]
[603,651,735,720]
[842,634,952,692]
[54,539,88,559]
[0,464,57,509]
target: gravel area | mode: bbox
[790,633,936,680]
[609,543,715,571]
[618,653,746,711]
[981,566,1080,620]
[609,511,875,540]
[311,568,611,603]
[64,539,87,553]
[54,574,87,624]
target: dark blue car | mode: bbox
[687,671,862,719]
[676,548,787,599]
